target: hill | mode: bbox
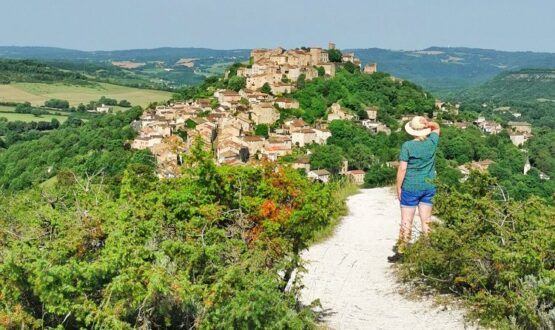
[458,68,555,102]
[0,46,251,88]
[347,47,555,94]
[5,46,555,94]
[454,69,555,129]
[0,46,250,63]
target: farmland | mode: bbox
[0,82,172,107]
[0,111,69,123]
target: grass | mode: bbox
[0,82,172,107]
[309,179,360,245]
[0,112,69,123]
[0,105,16,112]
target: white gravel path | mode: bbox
[300,187,474,330]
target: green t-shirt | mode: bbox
[399,132,439,192]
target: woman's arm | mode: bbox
[427,121,441,135]
[396,161,408,200]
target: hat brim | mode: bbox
[405,122,431,137]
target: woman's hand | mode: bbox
[397,187,401,200]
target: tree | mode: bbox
[30,108,42,117]
[210,98,220,109]
[15,102,32,113]
[296,73,306,89]
[44,98,69,109]
[118,99,131,107]
[309,144,344,174]
[328,48,343,62]
[343,61,358,74]
[364,165,396,187]
[98,96,117,106]
[227,76,246,92]
[50,118,60,129]
[227,62,243,78]
[254,124,269,138]
[260,82,272,94]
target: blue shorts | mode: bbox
[400,188,436,208]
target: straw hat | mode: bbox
[404,116,431,137]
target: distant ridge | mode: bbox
[346,46,555,94]
[3,45,555,94]
[0,46,251,62]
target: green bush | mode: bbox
[400,173,555,329]
[0,139,344,328]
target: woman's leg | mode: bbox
[399,206,417,249]
[418,203,432,235]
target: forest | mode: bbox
[0,59,90,85]
[0,139,346,328]
[0,107,153,191]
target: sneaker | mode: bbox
[387,252,404,263]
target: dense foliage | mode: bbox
[438,127,555,202]
[0,107,153,191]
[456,69,555,129]
[400,173,555,329]
[291,68,435,123]
[0,140,344,329]
[0,117,60,146]
[44,98,70,109]
[459,69,555,103]
[0,59,90,85]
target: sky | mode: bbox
[1,0,554,52]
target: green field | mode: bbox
[0,105,16,112]
[0,112,69,123]
[0,82,172,107]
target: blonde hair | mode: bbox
[414,135,427,141]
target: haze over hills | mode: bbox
[3,45,555,95]
[0,46,250,63]
[349,47,555,94]
[458,68,555,102]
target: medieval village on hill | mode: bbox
[130,43,543,183]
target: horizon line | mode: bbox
[1,44,554,55]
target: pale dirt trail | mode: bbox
[300,187,474,330]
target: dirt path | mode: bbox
[300,187,474,330]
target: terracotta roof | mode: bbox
[264,146,291,152]
[311,169,330,176]
[275,97,296,103]
[268,136,291,143]
[220,150,239,158]
[288,119,306,127]
[221,90,240,96]
[243,136,264,142]
[348,170,366,175]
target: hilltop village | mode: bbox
[130,44,544,184]
[131,44,377,182]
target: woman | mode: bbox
[388,116,440,262]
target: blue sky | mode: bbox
[1,0,554,52]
